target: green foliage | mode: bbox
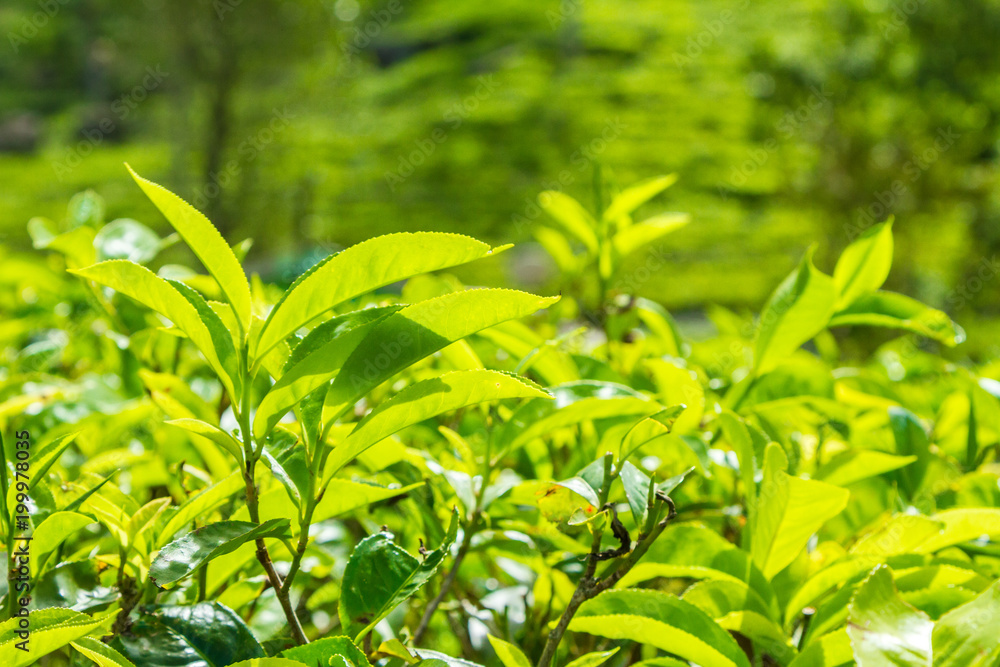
[2,168,1000,667]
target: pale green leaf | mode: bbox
[788,629,853,667]
[321,289,558,424]
[487,635,531,667]
[69,260,239,398]
[166,418,245,466]
[538,190,598,253]
[829,291,964,346]
[752,443,850,580]
[612,213,688,257]
[252,307,398,439]
[719,410,758,546]
[323,370,549,486]
[72,637,137,667]
[567,589,751,667]
[816,449,917,487]
[755,247,837,372]
[32,511,96,563]
[603,174,678,222]
[847,565,933,666]
[834,220,893,309]
[916,508,1000,553]
[0,609,111,667]
[716,611,797,665]
[564,648,620,667]
[128,165,252,327]
[254,232,496,361]
[932,579,1000,667]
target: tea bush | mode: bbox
[1,168,998,666]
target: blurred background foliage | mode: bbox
[2,0,1000,356]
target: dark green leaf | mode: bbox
[150,519,291,587]
[339,509,459,641]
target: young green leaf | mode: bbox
[487,635,531,667]
[619,461,652,525]
[617,524,777,620]
[321,289,558,424]
[70,260,240,398]
[829,291,965,345]
[567,589,751,667]
[72,637,137,667]
[0,609,111,667]
[253,232,497,361]
[26,432,79,491]
[538,190,599,253]
[497,381,660,455]
[815,449,917,487]
[31,511,96,562]
[755,247,836,373]
[847,565,933,666]
[683,578,774,620]
[788,629,852,667]
[253,308,397,439]
[127,165,252,328]
[281,636,371,667]
[150,519,292,587]
[714,611,797,666]
[752,443,849,580]
[322,370,549,485]
[833,220,893,309]
[603,174,678,222]
[166,418,245,466]
[915,508,1000,553]
[718,410,758,546]
[564,648,620,667]
[931,579,1000,666]
[612,213,689,258]
[889,406,931,499]
[784,557,880,625]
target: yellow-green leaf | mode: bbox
[128,165,252,328]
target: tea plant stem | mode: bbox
[280,498,317,597]
[282,411,328,597]
[414,423,497,644]
[112,547,141,636]
[537,459,677,667]
[413,498,482,643]
[241,456,309,645]
[537,454,613,666]
[236,353,309,646]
